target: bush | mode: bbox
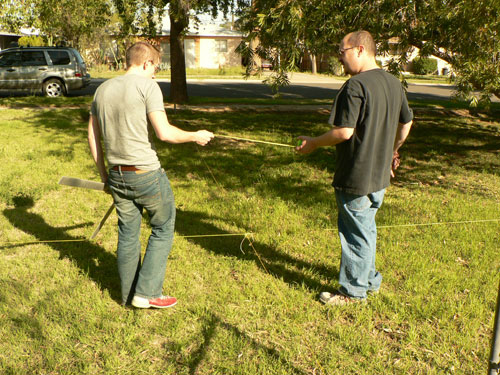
[412,57,438,75]
[327,56,343,75]
[18,36,45,47]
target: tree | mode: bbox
[112,0,249,103]
[237,0,500,102]
[36,0,111,47]
[380,0,500,104]
[0,0,37,33]
[0,0,111,49]
[167,0,249,103]
[168,0,190,103]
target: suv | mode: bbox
[0,46,91,97]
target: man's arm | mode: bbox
[295,127,354,154]
[393,120,413,154]
[391,120,413,177]
[148,111,213,145]
[87,115,108,183]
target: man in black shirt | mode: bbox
[296,31,413,305]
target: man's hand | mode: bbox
[391,151,400,178]
[194,130,214,146]
[295,136,317,154]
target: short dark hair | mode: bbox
[345,31,377,56]
[126,41,161,68]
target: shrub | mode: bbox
[327,56,343,75]
[412,57,438,75]
[18,36,45,47]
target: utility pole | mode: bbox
[489,278,500,375]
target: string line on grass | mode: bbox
[3,219,499,246]
[320,218,500,233]
[216,134,295,148]
[0,232,253,247]
[378,218,500,229]
[195,145,326,373]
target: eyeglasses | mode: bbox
[338,46,357,55]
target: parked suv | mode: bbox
[0,46,91,97]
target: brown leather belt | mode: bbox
[112,165,141,171]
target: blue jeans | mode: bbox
[335,188,385,299]
[108,168,176,305]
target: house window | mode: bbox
[160,41,170,66]
[215,40,228,53]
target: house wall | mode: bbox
[377,46,452,76]
[155,35,242,69]
[301,43,452,76]
[199,36,241,69]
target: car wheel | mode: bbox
[43,79,65,97]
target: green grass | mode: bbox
[88,66,257,80]
[0,99,499,374]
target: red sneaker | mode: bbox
[132,295,177,309]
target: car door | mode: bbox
[20,50,49,89]
[0,51,23,89]
[47,50,72,79]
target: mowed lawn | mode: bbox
[0,98,499,374]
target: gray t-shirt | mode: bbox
[90,74,165,170]
[328,69,413,195]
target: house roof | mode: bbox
[0,31,21,37]
[0,28,39,37]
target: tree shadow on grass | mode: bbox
[175,208,338,293]
[2,195,121,303]
[393,110,500,185]
[166,309,308,375]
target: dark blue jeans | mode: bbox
[108,168,176,305]
[335,188,385,299]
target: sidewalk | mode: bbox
[287,72,347,84]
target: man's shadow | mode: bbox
[175,208,338,293]
[2,195,121,302]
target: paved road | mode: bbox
[0,72,478,102]
[73,76,457,102]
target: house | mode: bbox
[0,28,42,51]
[0,31,21,51]
[156,19,244,69]
[377,38,452,76]
[301,38,452,76]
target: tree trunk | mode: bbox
[310,54,317,74]
[169,0,189,104]
[249,37,261,73]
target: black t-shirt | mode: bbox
[329,69,413,195]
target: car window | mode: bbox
[0,51,22,67]
[70,49,85,64]
[48,51,71,65]
[21,51,47,66]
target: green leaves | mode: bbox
[239,0,500,102]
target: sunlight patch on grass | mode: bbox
[0,103,499,374]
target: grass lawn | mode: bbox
[0,96,499,374]
[88,66,261,80]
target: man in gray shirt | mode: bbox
[296,31,413,305]
[88,41,213,308]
